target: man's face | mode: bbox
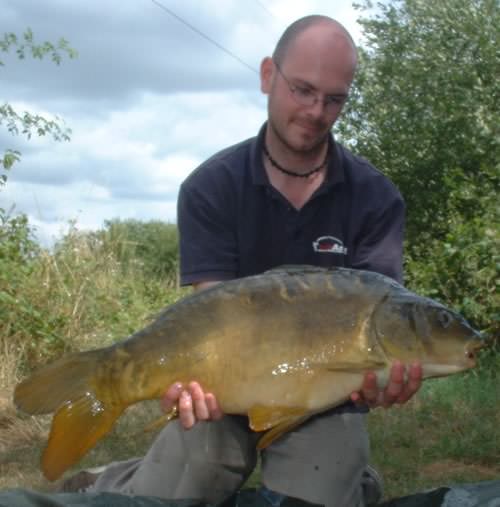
[261,26,356,155]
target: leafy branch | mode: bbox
[0,28,77,66]
[0,28,76,180]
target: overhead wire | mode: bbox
[253,0,280,21]
[150,0,259,75]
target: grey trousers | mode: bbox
[94,410,369,507]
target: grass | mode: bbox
[368,359,500,499]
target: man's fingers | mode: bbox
[361,371,379,405]
[162,381,224,428]
[162,382,183,413]
[205,392,224,420]
[351,361,424,409]
[350,371,379,407]
[396,362,423,404]
[179,390,196,429]
[382,361,405,407]
[384,361,423,407]
[189,381,210,420]
[408,362,423,391]
[350,391,362,404]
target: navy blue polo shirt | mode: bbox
[178,123,405,286]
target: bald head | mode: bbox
[272,15,358,69]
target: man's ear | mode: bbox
[260,57,274,94]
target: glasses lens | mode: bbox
[291,88,316,107]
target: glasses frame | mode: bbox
[273,61,347,113]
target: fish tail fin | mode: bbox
[14,349,106,414]
[14,349,125,481]
[42,394,124,481]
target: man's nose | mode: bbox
[306,97,327,118]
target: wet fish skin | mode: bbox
[13,266,484,481]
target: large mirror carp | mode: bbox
[14,266,484,481]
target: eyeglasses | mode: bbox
[274,62,347,113]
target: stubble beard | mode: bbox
[268,116,330,159]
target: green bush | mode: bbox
[405,212,499,338]
[97,218,179,285]
[0,216,183,371]
[0,210,63,364]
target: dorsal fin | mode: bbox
[264,265,337,276]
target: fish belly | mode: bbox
[217,369,375,416]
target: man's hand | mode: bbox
[161,381,224,429]
[350,361,423,408]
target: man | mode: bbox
[65,15,422,507]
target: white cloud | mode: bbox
[2,0,363,246]
[3,89,267,246]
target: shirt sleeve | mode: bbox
[350,189,405,284]
[177,171,238,286]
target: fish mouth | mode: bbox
[464,337,486,368]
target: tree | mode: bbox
[0,28,77,185]
[340,0,498,242]
[337,0,499,336]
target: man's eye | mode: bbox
[326,96,343,105]
[295,86,313,98]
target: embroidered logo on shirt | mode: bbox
[312,236,348,255]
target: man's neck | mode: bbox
[263,156,327,210]
[264,128,329,176]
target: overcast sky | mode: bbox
[2,0,363,246]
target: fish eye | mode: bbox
[438,310,453,328]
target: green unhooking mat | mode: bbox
[1,482,500,507]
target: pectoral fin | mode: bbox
[249,405,310,450]
[256,414,310,450]
[142,406,178,434]
[326,359,385,372]
[248,404,308,432]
